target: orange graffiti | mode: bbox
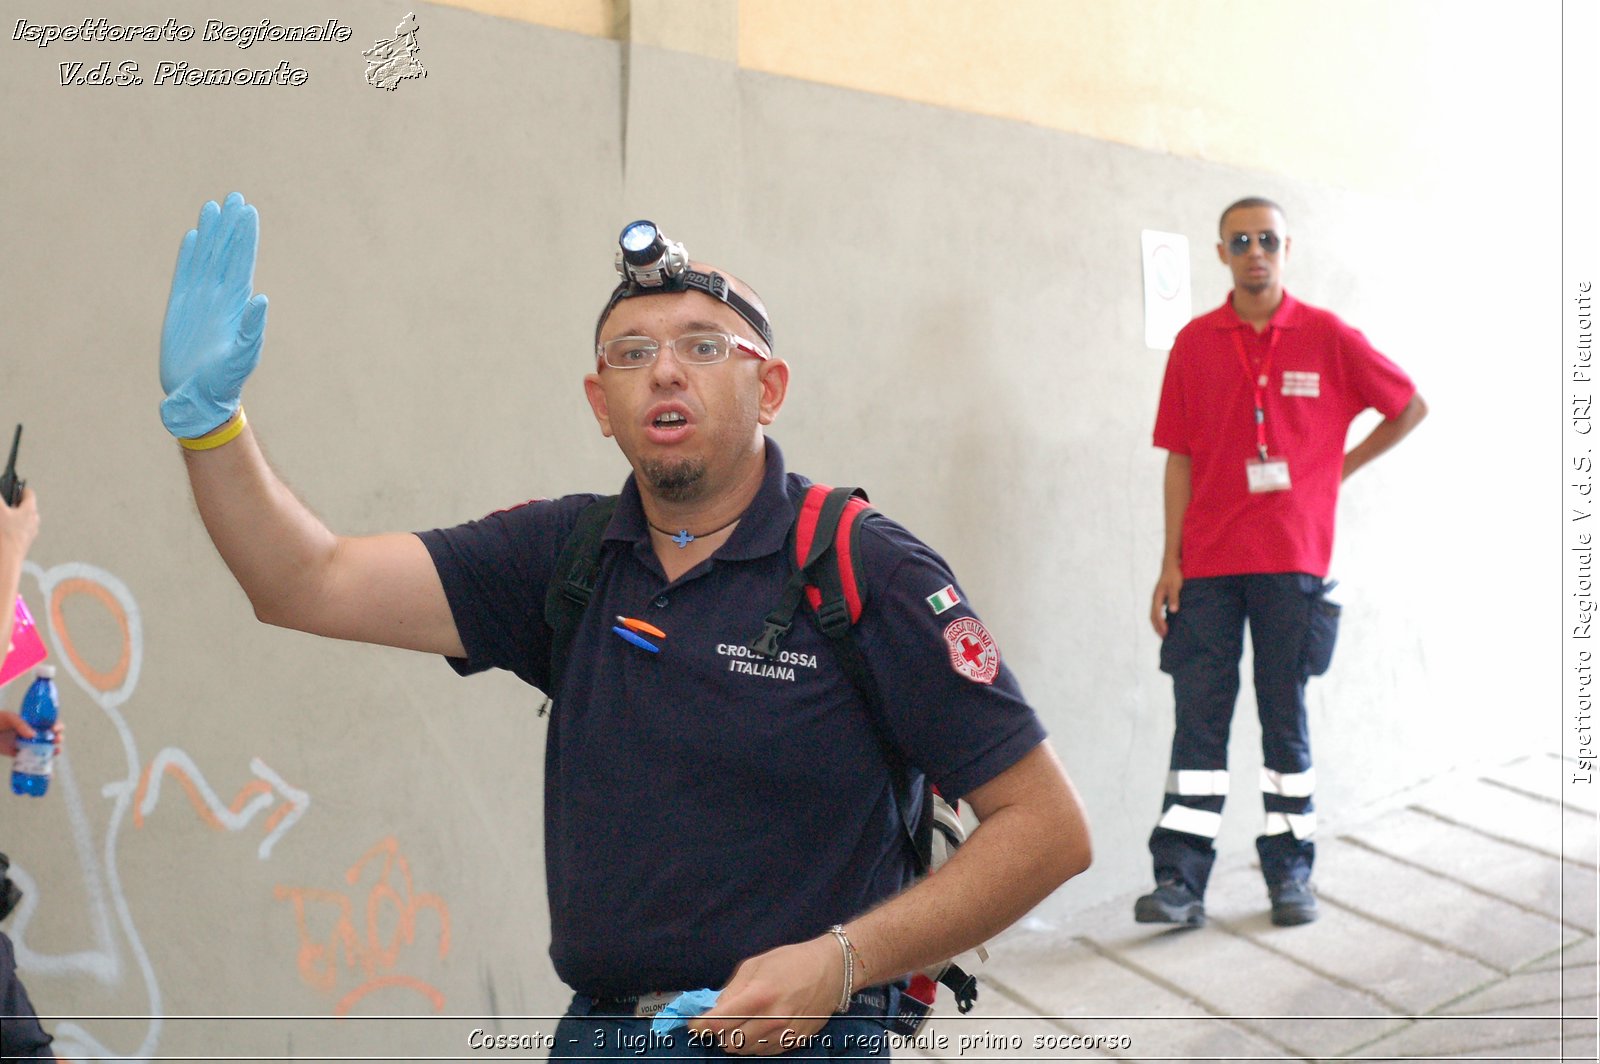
[335,975,448,1016]
[274,836,451,1016]
[262,801,295,834]
[131,761,272,830]
[49,577,132,693]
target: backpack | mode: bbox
[542,484,983,1026]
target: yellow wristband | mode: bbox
[178,409,247,452]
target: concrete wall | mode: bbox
[434,0,1552,201]
[0,1,1559,1057]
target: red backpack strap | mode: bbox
[747,483,871,658]
[793,483,871,629]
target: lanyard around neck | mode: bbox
[1230,327,1279,462]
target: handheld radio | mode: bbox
[0,425,23,507]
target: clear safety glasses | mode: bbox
[597,331,768,369]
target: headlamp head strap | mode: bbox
[595,220,774,351]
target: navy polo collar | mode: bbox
[603,437,795,563]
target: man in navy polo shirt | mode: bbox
[158,195,1093,1057]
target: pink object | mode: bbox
[1,596,48,688]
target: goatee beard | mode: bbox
[641,457,708,502]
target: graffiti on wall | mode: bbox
[275,835,452,1016]
[6,560,454,1061]
[133,747,308,860]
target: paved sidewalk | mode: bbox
[910,753,1598,1063]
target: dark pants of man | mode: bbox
[1,930,57,1060]
[1149,572,1338,897]
[550,988,903,1061]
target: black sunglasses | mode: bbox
[1227,231,1282,255]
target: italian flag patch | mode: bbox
[926,584,961,615]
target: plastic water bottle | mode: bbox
[10,665,58,797]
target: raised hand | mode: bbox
[160,192,268,438]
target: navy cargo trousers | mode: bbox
[1149,572,1340,896]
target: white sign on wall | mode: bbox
[1141,229,1192,351]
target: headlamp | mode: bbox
[596,220,774,351]
[616,220,689,288]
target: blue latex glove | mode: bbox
[160,192,269,439]
[649,988,722,1034]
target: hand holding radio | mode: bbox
[0,425,23,508]
[0,427,37,557]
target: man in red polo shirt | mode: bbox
[1137,197,1427,928]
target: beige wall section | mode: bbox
[630,0,739,62]
[427,0,741,63]
[441,0,1539,197]
[742,0,1422,192]
[737,0,1541,198]
[426,0,620,39]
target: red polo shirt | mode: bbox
[1153,291,1416,578]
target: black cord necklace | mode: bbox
[647,514,741,549]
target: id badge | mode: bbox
[1247,457,1291,493]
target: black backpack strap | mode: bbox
[826,613,937,876]
[541,494,620,713]
[806,498,962,1006]
[747,485,938,878]
[749,485,862,658]
[940,965,979,1014]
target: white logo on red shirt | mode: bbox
[943,617,1000,685]
[1282,371,1320,398]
